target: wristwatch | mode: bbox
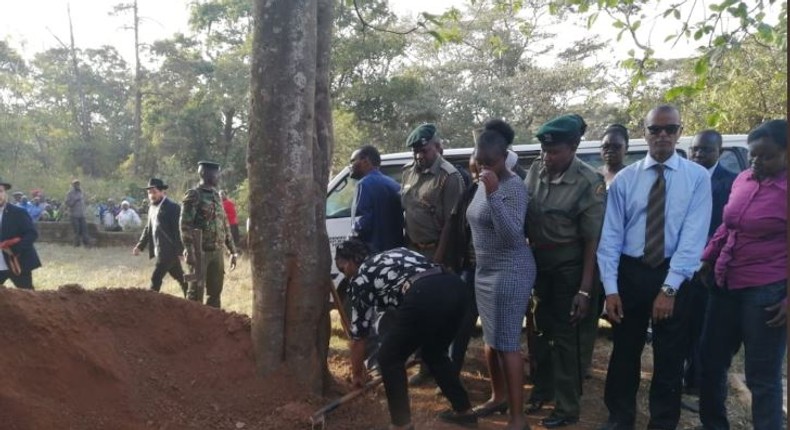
[660,284,677,297]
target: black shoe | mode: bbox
[542,415,579,428]
[471,401,508,417]
[525,399,545,415]
[438,409,478,427]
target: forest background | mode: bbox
[0,0,786,220]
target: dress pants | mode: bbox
[449,266,478,376]
[0,270,34,289]
[604,256,691,430]
[378,272,472,426]
[150,254,188,297]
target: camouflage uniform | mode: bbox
[180,186,237,308]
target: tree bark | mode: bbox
[248,0,334,395]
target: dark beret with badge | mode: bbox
[536,114,588,145]
[405,123,438,148]
[197,160,221,171]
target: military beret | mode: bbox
[198,160,221,170]
[406,123,438,148]
[536,114,588,145]
[0,178,11,190]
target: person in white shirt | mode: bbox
[116,201,142,231]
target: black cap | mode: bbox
[143,178,169,190]
[197,160,221,170]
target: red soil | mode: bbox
[0,285,343,430]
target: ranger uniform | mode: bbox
[180,161,238,308]
[525,115,606,427]
[401,123,464,263]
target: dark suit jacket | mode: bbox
[709,163,738,237]
[136,197,184,261]
[1,204,42,272]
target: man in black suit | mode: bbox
[0,178,42,289]
[133,178,188,296]
[683,130,738,402]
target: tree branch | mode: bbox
[352,0,421,35]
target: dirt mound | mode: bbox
[0,285,330,430]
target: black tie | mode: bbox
[643,164,666,268]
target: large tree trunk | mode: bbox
[248,0,334,395]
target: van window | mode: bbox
[326,176,357,219]
[326,165,405,219]
[719,147,746,173]
[577,149,687,169]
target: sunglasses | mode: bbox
[646,124,682,135]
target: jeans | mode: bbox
[699,281,787,430]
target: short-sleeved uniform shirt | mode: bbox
[401,156,464,245]
[526,157,606,247]
[348,248,434,340]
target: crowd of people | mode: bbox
[336,105,787,430]
[0,162,241,311]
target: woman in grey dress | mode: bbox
[467,119,536,430]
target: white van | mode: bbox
[326,135,749,282]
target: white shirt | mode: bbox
[707,162,719,178]
[148,201,162,257]
[116,208,142,230]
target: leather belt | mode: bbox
[401,266,444,295]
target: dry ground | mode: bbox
[27,243,768,429]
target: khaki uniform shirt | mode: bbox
[401,155,464,245]
[526,157,606,247]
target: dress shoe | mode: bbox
[541,414,579,428]
[525,399,545,415]
[438,409,478,427]
[471,401,508,417]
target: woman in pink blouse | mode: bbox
[697,119,787,430]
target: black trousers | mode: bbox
[683,277,708,392]
[0,270,34,289]
[449,266,478,376]
[604,256,691,430]
[150,255,187,297]
[378,273,472,426]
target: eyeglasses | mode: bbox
[646,124,682,135]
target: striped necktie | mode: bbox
[643,164,666,268]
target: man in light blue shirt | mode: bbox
[596,105,711,430]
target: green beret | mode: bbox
[405,123,437,148]
[536,114,587,145]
